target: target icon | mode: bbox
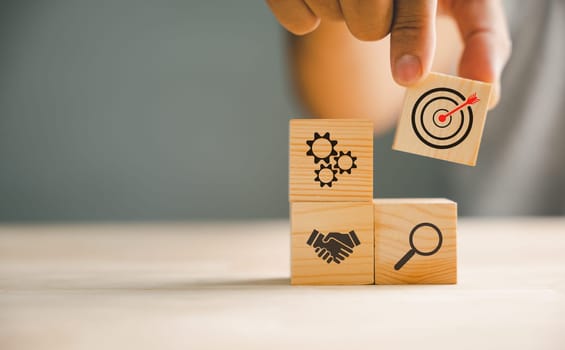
[411,87,479,149]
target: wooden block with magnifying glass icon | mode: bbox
[392,72,493,166]
[373,198,457,285]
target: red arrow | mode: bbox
[438,92,480,123]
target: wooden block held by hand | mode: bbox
[374,198,457,284]
[291,202,374,285]
[393,72,492,166]
[290,119,373,202]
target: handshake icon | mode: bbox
[306,229,361,264]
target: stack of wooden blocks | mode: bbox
[289,72,492,285]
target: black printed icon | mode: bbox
[307,229,361,264]
[394,222,443,271]
[411,87,479,149]
[306,132,357,187]
[333,151,357,174]
[306,132,338,164]
[314,164,338,188]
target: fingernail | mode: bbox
[394,54,422,85]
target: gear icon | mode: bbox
[314,164,338,188]
[306,132,338,164]
[333,151,357,174]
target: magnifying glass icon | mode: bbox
[394,222,443,271]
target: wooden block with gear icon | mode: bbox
[392,72,493,166]
[291,201,374,285]
[289,119,373,202]
[373,198,457,284]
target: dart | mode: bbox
[438,92,480,123]
[410,87,475,150]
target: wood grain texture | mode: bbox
[291,202,374,285]
[392,72,492,166]
[289,119,373,202]
[1,219,565,349]
[374,198,457,284]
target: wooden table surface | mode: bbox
[1,219,564,350]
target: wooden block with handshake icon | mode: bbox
[289,73,492,285]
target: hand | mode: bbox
[265,0,511,106]
[307,229,361,264]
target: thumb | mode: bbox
[390,0,437,86]
[448,0,511,108]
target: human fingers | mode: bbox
[265,0,320,35]
[447,0,511,107]
[390,0,438,85]
[304,0,344,21]
[339,0,394,41]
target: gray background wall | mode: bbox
[0,0,451,221]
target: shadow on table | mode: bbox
[153,277,291,291]
[3,277,457,292]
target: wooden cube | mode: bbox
[291,202,374,285]
[373,198,457,284]
[289,119,373,202]
[393,72,493,166]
